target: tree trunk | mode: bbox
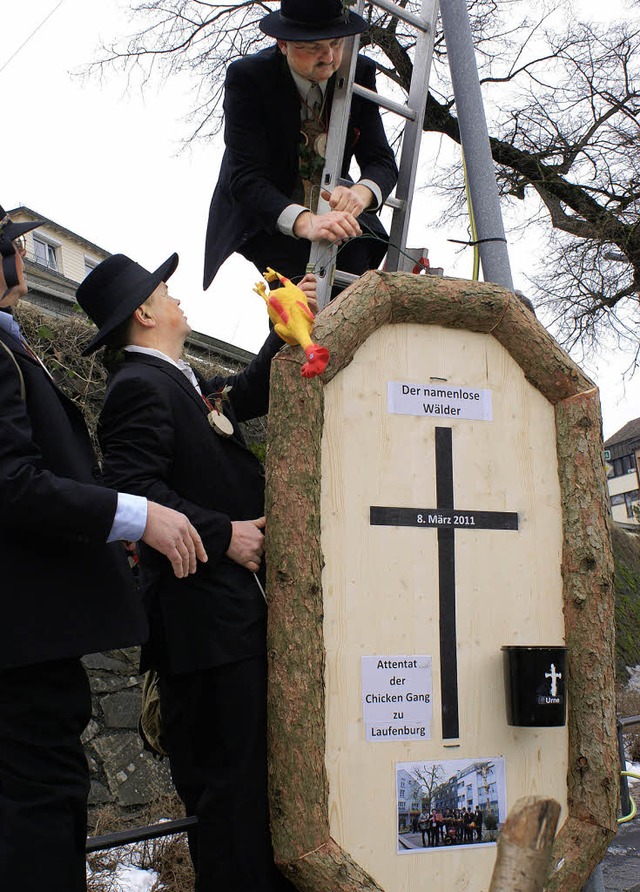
[489,796,561,892]
[546,388,618,891]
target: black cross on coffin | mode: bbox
[370,427,518,740]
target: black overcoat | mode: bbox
[203,46,399,288]
[98,333,282,675]
[0,326,146,671]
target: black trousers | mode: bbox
[159,656,295,892]
[0,658,91,892]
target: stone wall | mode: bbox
[82,648,173,815]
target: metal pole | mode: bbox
[86,816,197,853]
[438,0,514,291]
[618,717,632,817]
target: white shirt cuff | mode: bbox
[276,181,382,239]
[357,179,382,211]
[107,493,148,543]
[276,204,309,238]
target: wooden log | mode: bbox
[265,362,328,862]
[266,355,385,889]
[488,796,561,892]
[278,838,385,892]
[314,271,594,404]
[546,388,618,891]
[265,273,617,891]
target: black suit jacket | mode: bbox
[0,325,146,671]
[203,46,398,288]
[98,332,282,675]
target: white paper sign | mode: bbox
[387,381,493,422]
[361,655,432,741]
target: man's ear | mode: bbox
[277,40,288,56]
[133,301,155,328]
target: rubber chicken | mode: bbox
[254,268,329,378]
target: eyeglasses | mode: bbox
[291,38,344,56]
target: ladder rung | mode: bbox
[370,0,432,32]
[352,83,417,120]
[333,270,360,287]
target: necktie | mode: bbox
[307,82,323,120]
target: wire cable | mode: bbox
[462,148,480,281]
[307,218,434,281]
[619,771,639,824]
[0,0,67,76]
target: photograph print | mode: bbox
[396,756,507,853]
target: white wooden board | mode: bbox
[321,323,568,891]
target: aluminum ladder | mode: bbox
[309,0,514,309]
[309,0,440,309]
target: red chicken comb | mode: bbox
[302,344,330,379]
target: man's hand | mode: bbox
[142,501,208,579]
[293,209,361,244]
[321,184,373,217]
[298,273,318,314]
[226,516,266,572]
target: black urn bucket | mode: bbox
[502,646,567,727]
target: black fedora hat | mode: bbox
[77,252,178,355]
[0,205,45,242]
[260,0,366,41]
[0,206,45,293]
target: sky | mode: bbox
[1,0,637,440]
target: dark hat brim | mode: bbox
[259,9,366,40]
[2,219,45,241]
[81,252,179,356]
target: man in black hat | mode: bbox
[77,251,292,892]
[0,208,207,892]
[203,0,398,294]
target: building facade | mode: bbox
[8,206,255,370]
[604,419,640,524]
[396,768,424,830]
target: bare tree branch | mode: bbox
[89,0,640,351]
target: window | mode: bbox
[33,236,58,271]
[611,454,636,477]
[84,257,98,278]
[625,491,639,518]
